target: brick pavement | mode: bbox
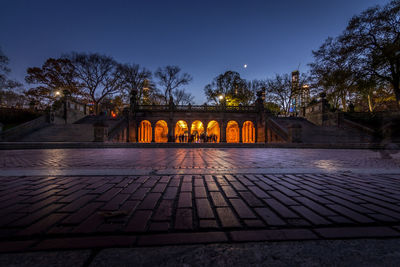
[0,148,399,252]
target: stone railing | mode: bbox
[136,105,257,112]
[0,114,48,141]
[108,117,128,141]
[267,117,289,142]
[54,98,90,124]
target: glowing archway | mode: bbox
[138,120,152,143]
[242,121,255,143]
[175,120,188,143]
[226,121,239,143]
[155,120,168,143]
[191,120,205,143]
[207,120,220,143]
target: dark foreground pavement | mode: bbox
[0,148,399,266]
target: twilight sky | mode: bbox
[0,0,389,104]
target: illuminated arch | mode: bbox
[207,120,220,143]
[226,120,239,143]
[155,120,168,143]
[242,121,255,143]
[138,120,152,143]
[175,120,188,143]
[191,120,205,143]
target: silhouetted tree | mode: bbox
[0,48,22,106]
[266,73,308,116]
[309,37,358,111]
[204,71,253,106]
[339,0,400,109]
[118,63,155,105]
[68,52,123,114]
[25,58,80,106]
[155,65,192,104]
[173,88,194,105]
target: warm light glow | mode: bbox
[139,120,152,143]
[111,111,117,118]
[219,95,224,100]
[55,91,61,96]
[226,120,239,143]
[242,121,255,143]
[207,120,220,143]
[155,120,168,143]
[175,120,188,143]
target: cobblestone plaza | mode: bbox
[0,148,399,254]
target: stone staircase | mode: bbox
[18,115,126,142]
[272,117,373,144]
[20,124,94,142]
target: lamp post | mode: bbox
[218,94,226,107]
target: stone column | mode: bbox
[220,121,226,143]
[239,124,243,143]
[288,123,302,143]
[151,122,155,143]
[254,123,258,143]
[94,121,108,142]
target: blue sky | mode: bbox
[0,0,390,104]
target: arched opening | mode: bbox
[190,120,205,143]
[138,120,152,143]
[175,120,188,143]
[226,120,239,143]
[242,121,255,143]
[207,120,220,143]
[155,120,168,143]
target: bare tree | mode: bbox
[155,65,192,104]
[266,73,308,116]
[339,1,400,109]
[25,58,80,106]
[118,63,154,104]
[0,48,21,91]
[173,88,194,105]
[68,52,123,114]
[309,37,358,111]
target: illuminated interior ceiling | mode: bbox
[176,120,188,130]
[226,120,239,143]
[207,120,218,130]
[191,120,204,134]
[155,120,168,143]
[207,120,220,142]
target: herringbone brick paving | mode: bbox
[0,148,399,252]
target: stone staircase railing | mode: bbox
[0,114,49,141]
[267,117,289,142]
[108,117,128,141]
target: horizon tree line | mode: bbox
[0,0,399,114]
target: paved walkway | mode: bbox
[0,148,399,255]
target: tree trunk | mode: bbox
[393,80,400,110]
[367,93,373,112]
[95,102,100,115]
[341,95,347,112]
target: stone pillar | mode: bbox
[147,123,152,142]
[239,124,243,143]
[220,121,226,143]
[168,121,175,142]
[94,121,108,142]
[288,123,302,143]
[128,120,137,143]
[151,122,155,143]
[254,123,258,143]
